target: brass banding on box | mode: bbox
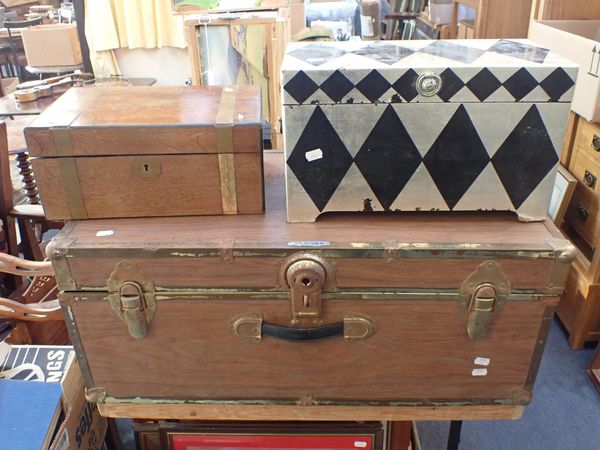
[52,127,87,219]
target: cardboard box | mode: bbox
[529,20,600,123]
[20,23,83,67]
[50,360,107,450]
[0,77,19,96]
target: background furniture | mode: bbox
[556,115,600,348]
[449,0,533,38]
[185,13,286,149]
[531,0,600,20]
[588,343,600,391]
[529,0,600,349]
[0,120,62,262]
[4,16,42,80]
[0,252,66,344]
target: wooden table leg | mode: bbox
[389,421,412,450]
[447,420,463,450]
[15,151,40,204]
[588,344,600,392]
[104,418,125,450]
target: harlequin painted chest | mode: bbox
[281,39,578,222]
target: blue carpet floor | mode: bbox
[416,319,600,450]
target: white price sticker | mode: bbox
[474,357,491,366]
[305,148,323,162]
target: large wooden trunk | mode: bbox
[49,153,574,419]
[25,85,264,220]
[281,39,577,222]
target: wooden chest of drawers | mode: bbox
[557,113,600,348]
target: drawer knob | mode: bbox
[592,135,600,152]
[584,170,597,189]
[577,203,589,221]
[416,72,442,97]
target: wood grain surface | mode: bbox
[59,153,560,249]
[33,152,263,220]
[531,0,600,20]
[72,298,554,402]
[98,402,524,421]
[65,256,554,290]
[25,86,262,157]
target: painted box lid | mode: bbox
[281,39,578,106]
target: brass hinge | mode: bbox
[107,261,156,339]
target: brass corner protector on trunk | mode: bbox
[460,261,511,340]
[46,233,77,291]
[107,261,156,339]
[85,387,108,404]
[545,237,577,295]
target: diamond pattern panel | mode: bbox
[354,105,422,210]
[284,39,573,105]
[540,68,575,102]
[420,40,485,64]
[466,68,502,101]
[320,70,354,103]
[423,105,490,209]
[492,105,559,209]
[288,45,346,66]
[488,40,549,64]
[352,43,415,65]
[438,69,465,102]
[284,71,319,104]
[287,107,353,211]
[503,68,538,101]
[283,66,571,104]
[392,69,419,102]
[356,70,391,103]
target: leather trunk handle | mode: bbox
[230,314,376,343]
[262,321,344,342]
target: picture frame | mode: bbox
[160,422,384,450]
[548,164,577,225]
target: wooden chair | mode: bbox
[0,252,67,344]
[0,252,127,449]
[0,120,63,267]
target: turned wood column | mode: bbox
[15,151,40,204]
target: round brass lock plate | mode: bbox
[416,72,442,97]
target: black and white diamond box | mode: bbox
[282,39,578,222]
